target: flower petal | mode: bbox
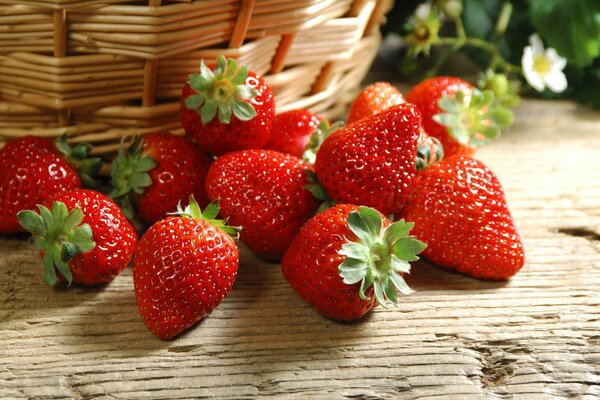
[546,48,567,71]
[521,46,534,70]
[529,33,545,54]
[522,47,545,92]
[544,70,568,93]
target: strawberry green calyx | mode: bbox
[433,88,513,148]
[338,206,426,307]
[54,134,102,188]
[416,136,444,171]
[302,121,343,165]
[185,55,258,125]
[17,202,95,285]
[304,170,335,213]
[173,196,241,239]
[110,137,157,219]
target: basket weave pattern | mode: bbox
[0,0,389,154]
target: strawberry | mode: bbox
[263,109,321,159]
[133,197,239,340]
[406,76,513,157]
[0,135,101,233]
[180,55,275,156]
[347,82,405,124]
[205,149,319,261]
[282,204,425,321]
[17,189,137,285]
[401,155,525,280]
[110,132,212,224]
[314,103,421,216]
[345,82,444,171]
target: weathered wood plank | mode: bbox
[0,98,599,399]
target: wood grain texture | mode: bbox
[1,99,599,399]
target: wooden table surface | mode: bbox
[1,99,599,400]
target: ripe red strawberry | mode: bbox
[282,204,425,321]
[401,155,525,280]
[17,189,137,285]
[133,197,239,340]
[110,132,212,224]
[347,82,405,124]
[180,55,275,156]
[205,149,319,261]
[263,109,321,158]
[0,135,101,233]
[406,76,512,157]
[314,103,421,216]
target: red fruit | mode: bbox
[406,76,513,158]
[264,109,321,158]
[282,204,425,321]
[180,55,275,155]
[315,103,421,216]
[205,149,319,261]
[133,198,239,340]
[347,82,405,124]
[17,189,137,285]
[401,155,525,280]
[407,77,473,157]
[111,132,212,224]
[0,136,81,233]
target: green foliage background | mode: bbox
[384,0,600,108]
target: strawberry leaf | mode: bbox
[338,207,425,307]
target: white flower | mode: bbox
[521,34,567,93]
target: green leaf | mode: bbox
[203,200,220,220]
[383,219,414,244]
[188,73,209,92]
[485,108,513,127]
[17,210,46,236]
[390,272,414,295]
[373,281,387,308]
[52,249,73,285]
[201,99,219,124]
[232,65,248,85]
[235,85,257,100]
[43,254,57,285]
[200,60,215,81]
[339,242,371,262]
[432,112,459,127]
[70,226,95,252]
[393,237,427,261]
[61,242,79,263]
[130,173,152,190]
[218,103,232,124]
[339,258,368,284]
[358,206,382,238]
[438,95,460,113]
[530,0,600,67]
[39,205,53,229]
[63,207,84,231]
[231,99,256,121]
[359,270,375,300]
[185,94,205,110]
[347,211,372,243]
[383,279,398,305]
[214,55,227,75]
[391,254,411,273]
[52,201,68,228]
[133,157,157,173]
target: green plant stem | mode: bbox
[437,37,522,74]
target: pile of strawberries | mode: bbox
[0,56,524,340]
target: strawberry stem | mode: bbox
[338,206,426,307]
[171,196,241,239]
[17,202,95,285]
[54,134,102,188]
[185,55,258,125]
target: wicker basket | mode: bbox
[0,0,390,155]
